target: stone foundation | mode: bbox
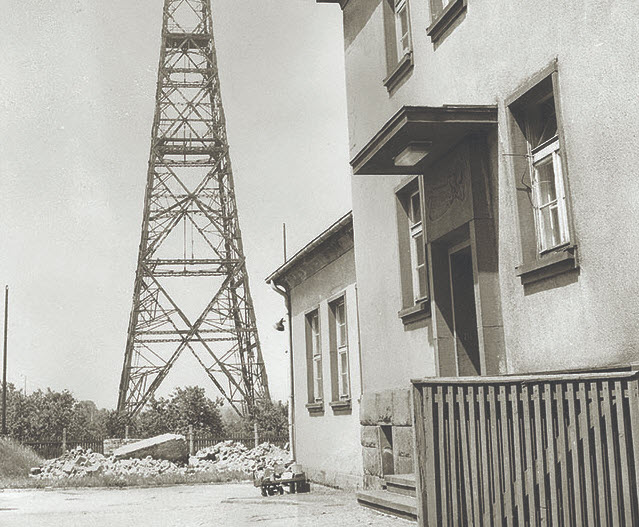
[359,388,414,489]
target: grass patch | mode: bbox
[0,437,43,478]
[0,468,250,490]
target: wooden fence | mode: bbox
[192,434,288,452]
[412,370,639,526]
[23,438,104,459]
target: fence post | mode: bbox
[62,427,67,452]
[125,425,129,440]
[254,423,259,448]
[189,425,194,456]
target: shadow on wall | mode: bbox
[523,268,580,296]
[344,0,381,48]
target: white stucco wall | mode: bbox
[289,248,363,488]
[336,0,639,379]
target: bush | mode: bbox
[0,437,42,478]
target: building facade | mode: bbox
[267,213,363,489]
[316,0,639,522]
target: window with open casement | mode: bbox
[525,94,569,254]
[507,64,577,285]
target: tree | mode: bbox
[137,386,224,437]
[3,385,76,441]
[250,399,288,437]
[221,399,288,437]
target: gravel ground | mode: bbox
[0,482,412,526]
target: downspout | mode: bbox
[269,280,296,462]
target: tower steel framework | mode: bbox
[118,0,270,418]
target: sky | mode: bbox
[0,0,351,408]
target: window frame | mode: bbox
[408,189,427,303]
[396,177,431,323]
[506,62,578,285]
[426,0,467,43]
[382,0,414,92]
[394,0,412,61]
[305,309,324,410]
[529,136,569,254]
[334,296,350,400]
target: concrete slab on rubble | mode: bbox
[0,482,414,527]
[112,434,188,463]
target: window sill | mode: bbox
[383,52,414,93]
[329,399,352,412]
[398,299,430,324]
[305,402,324,414]
[516,245,578,285]
[426,0,467,43]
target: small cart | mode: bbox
[255,472,310,496]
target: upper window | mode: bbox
[427,0,467,43]
[396,178,430,322]
[394,0,411,60]
[305,310,323,404]
[383,0,414,91]
[524,95,569,253]
[507,64,577,285]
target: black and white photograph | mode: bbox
[1,0,638,525]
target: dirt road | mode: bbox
[0,482,409,526]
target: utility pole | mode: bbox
[2,286,8,436]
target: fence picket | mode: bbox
[601,381,620,527]
[411,371,639,525]
[577,381,596,526]
[521,384,537,527]
[477,385,491,526]
[614,380,633,527]
[510,385,525,526]
[589,382,608,527]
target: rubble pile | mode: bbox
[29,447,186,480]
[190,440,291,479]
[29,440,290,481]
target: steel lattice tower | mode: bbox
[117,0,270,418]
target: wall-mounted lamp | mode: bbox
[393,141,432,167]
[273,318,285,332]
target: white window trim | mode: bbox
[408,190,427,302]
[309,311,323,403]
[394,0,412,61]
[530,135,569,254]
[334,298,350,400]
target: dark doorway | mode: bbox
[448,243,481,376]
[380,425,394,476]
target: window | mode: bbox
[394,0,411,60]
[382,0,414,91]
[507,64,577,285]
[305,310,323,404]
[525,96,569,253]
[408,190,427,302]
[396,178,430,322]
[426,0,467,43]
[329,297,350,402]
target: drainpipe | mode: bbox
[268,280,296,462]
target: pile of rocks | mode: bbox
[190,441,291,479]
[29,440,290,481]
[29,447,186,479]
